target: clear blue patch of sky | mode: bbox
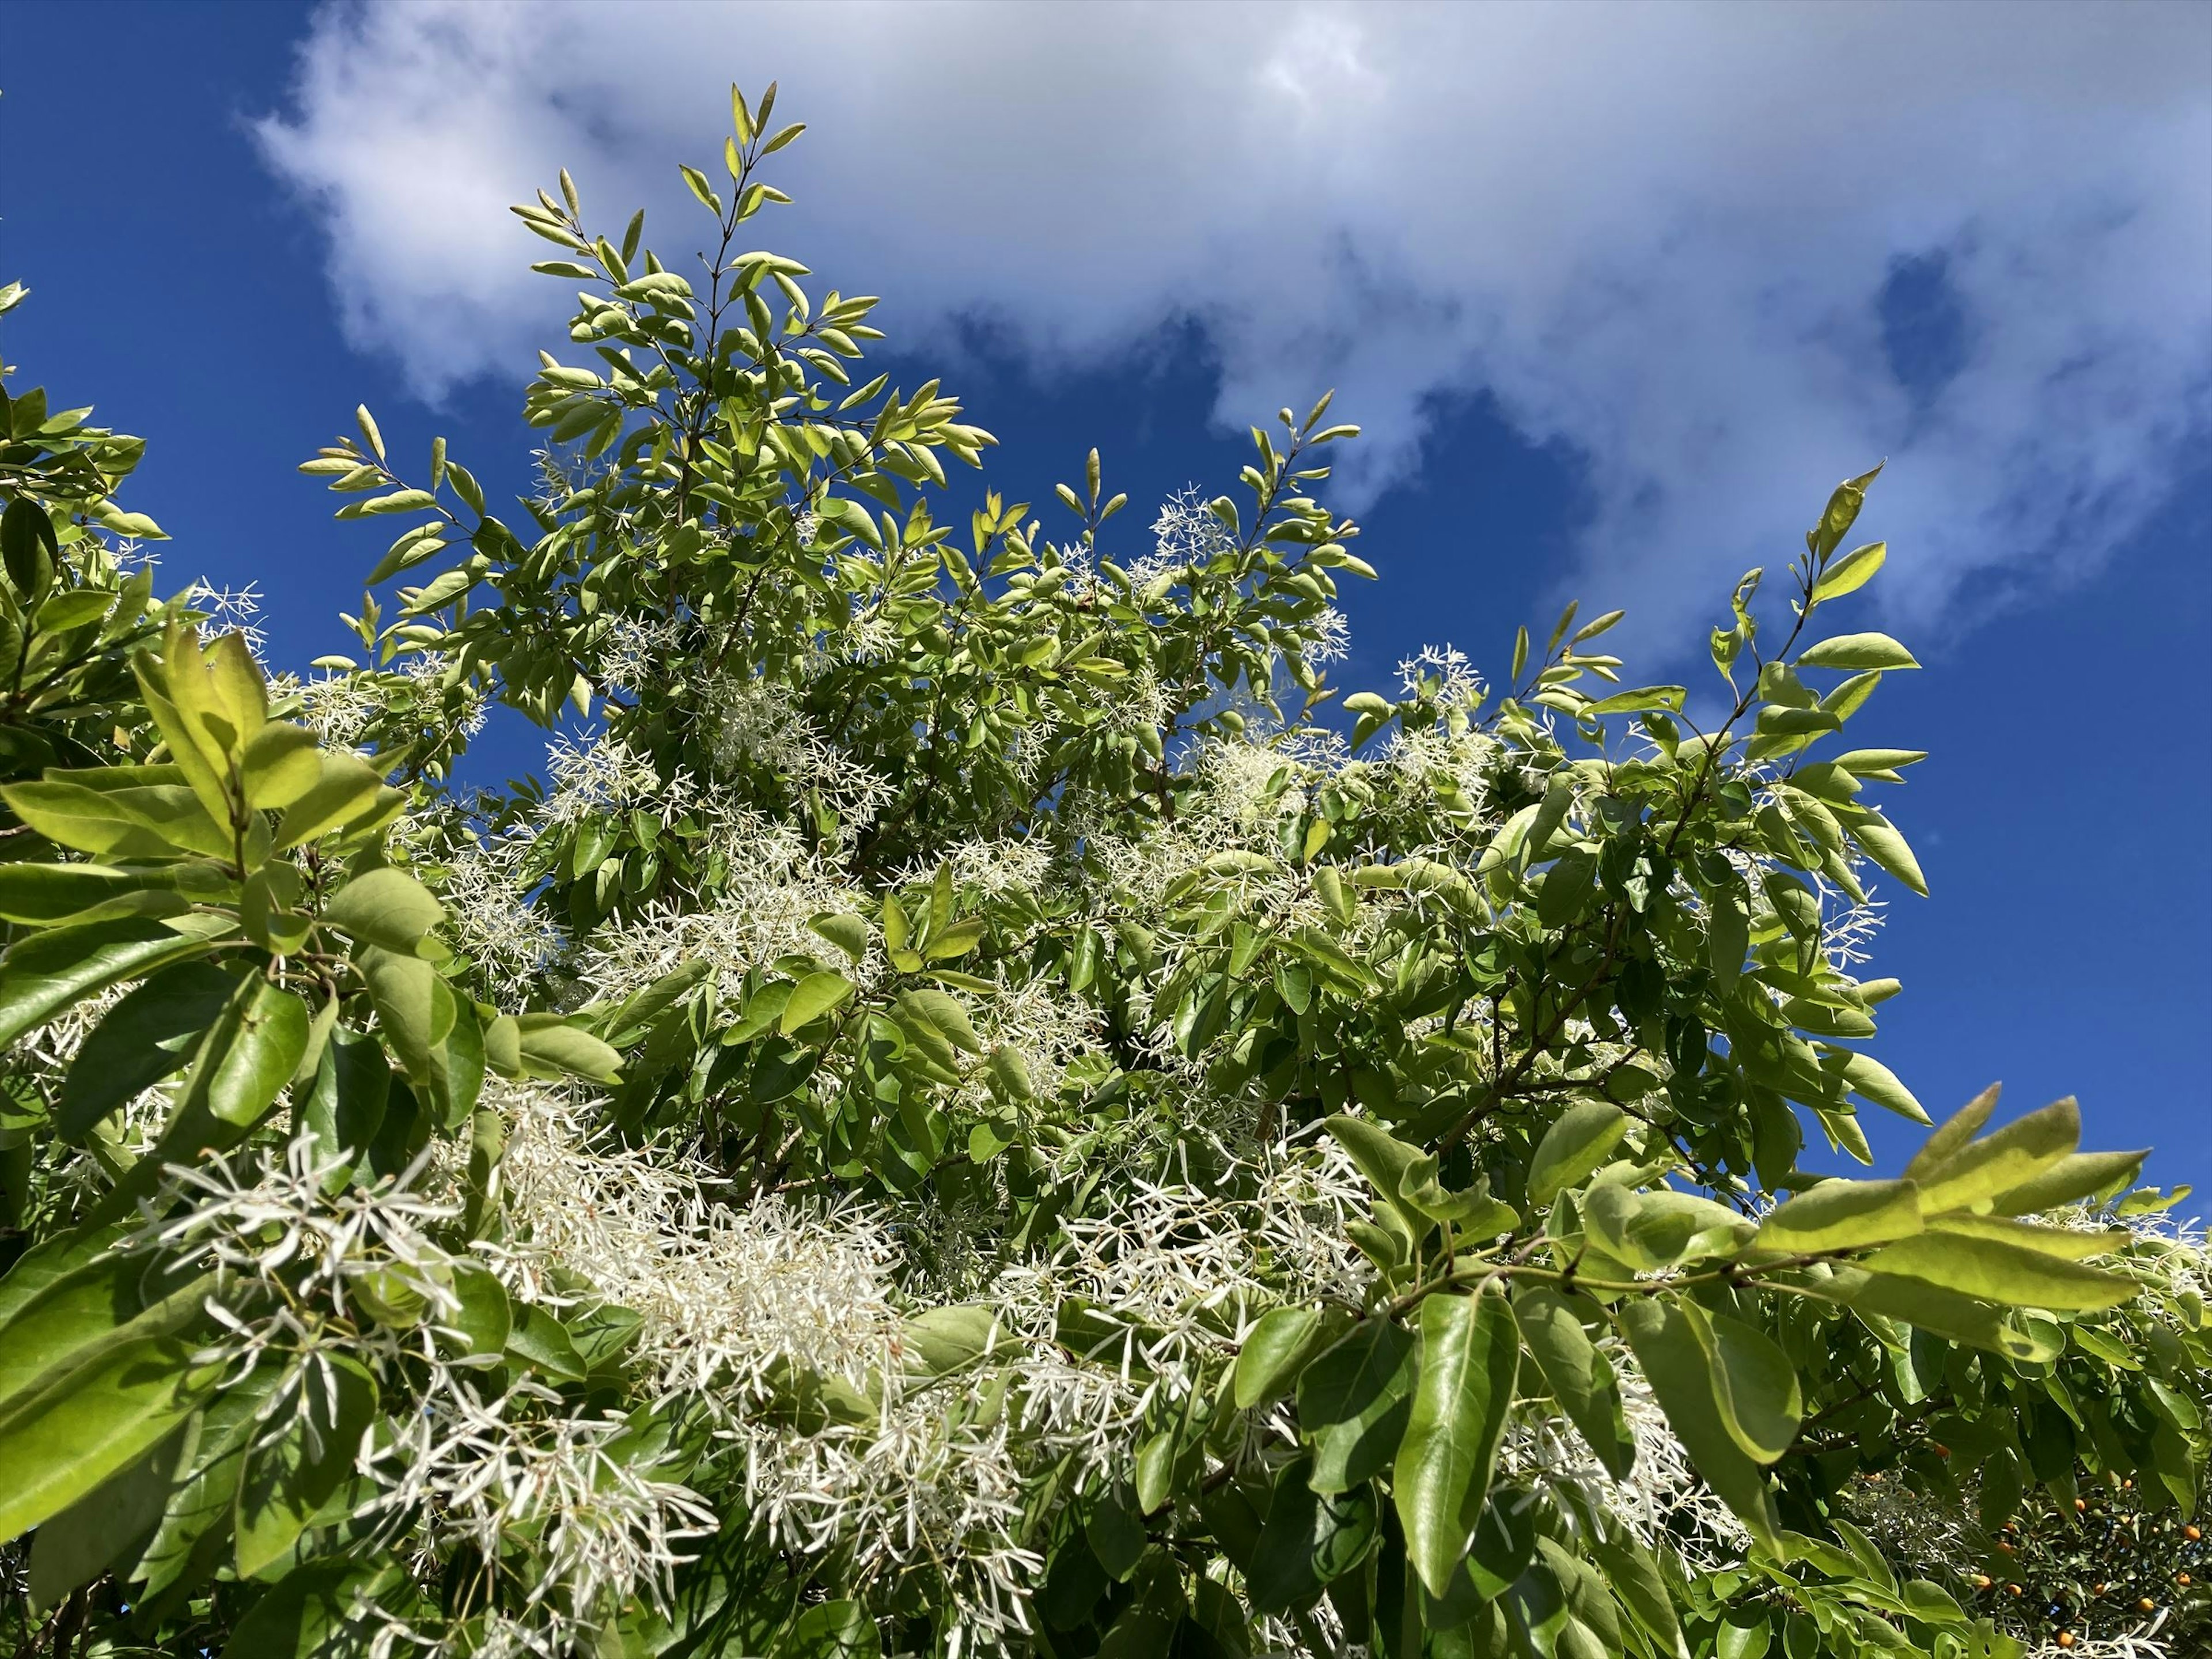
[3,2,2206,1185]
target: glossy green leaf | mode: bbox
[512,1014,623,1083]
[297,1028,391,1181]
[1700,1306,1801,1463]
[1618,1300,1782,1555]
[1513,1289,1634,1479]
[781,969,854,1033]
[26,1421,191,1609]
[274,752,387,848]
[56,960,237,1141]
[238,722,323,810]
[1245,1453,1374,1615]
[506,1302,586,1382]
[0,861,219,926]
[808,911,870,963]
[356,943,441,1083]
[0,914,218,1051]
[234,1355,377,1578]
[1525,1101,1628,1207]
[216,1558,384,1659]
[321,865,445,952]
[1234,1306,1335,1409]
[0,1334,214,1542]
[134,1366,284,1599]
[1395,1290,1518,1597]
[204,979,312,1128]
[1911,1095,2080,1214]
[1753,1177,1923,1254]
[1297,1319,1417,1493]
[1861,1229,2134,1311]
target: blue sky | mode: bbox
[2,2,2208,1185]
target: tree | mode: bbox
[0,86,2203,1659]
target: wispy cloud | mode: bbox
[257,0,2211,650]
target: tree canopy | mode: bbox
[0,86,2204,1659]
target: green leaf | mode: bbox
[925,918,987,960]
[1297,1319,1418,1493]
[1618,1300,1782,1555]
[1525,1101,1628,1207]
[274,753,387,849]
[1903,1082,2000,1180]
[899,986,980,1054]
[2,775,230,861]
[234,1354,377,1578]
[356,944,441,1083]
[1925,1213,2127,1260]
[1234,1306,1344,1410]
[26,1422,190,1610]
[1588,1532,1687,1659]
[781,970,855,1033]
[1843,811,1927,896]
[0,1333,214,1542]
[32,589,113,634]
[1811,541,1885,603]
[778,1598,879,1659]
[321,866,446,952]
[1536,846,1598,928]
[135,1365,285,1600]
[512,1015,623,1084]
[298,1029,391,1180]
[442,1261,512,1360]
[0,862,219,927]
[1395,1290,1519,1597]
[1991,1148,2149,1215]
[505,1302,586,1382]
[1584,686,1687,717]
[1753,1178,1923,1254]
[1701,1307,1801,1463]
[1245,1455,1375,1615]
[216,1558,384,1659]
[0,914,219,1051]
[2,495,58,596]
[1514,1289,1634,1479]
[1796,632,1919,671]
[1823,1266,2054,1361]
[1835,1051,1927,1125]
[56,961,238,1141]
[0,1222,133,1332]
[1324,1115,1425,1214]
[239,722,323,810]
[1861,1230,2134,1311]
[204,979,312,1128]
[901,1305,1010,1376]
[1911,1096,2080,1214]
[808,911,870,963]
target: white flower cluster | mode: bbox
[124,1135,713,1659]
[543,734,690,827]
[707,676,894,847]
[442,835,567,988]
[594,613,684,698]
[1129,486,1234,594]
[491,1084,899,1403]
[577,808,864,1004]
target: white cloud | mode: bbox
[257,0,2212,652]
